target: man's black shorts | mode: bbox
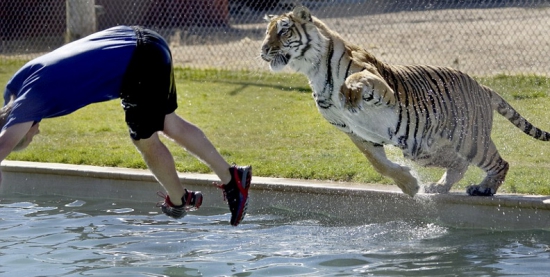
[120,26,178,140]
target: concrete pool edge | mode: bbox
[1,160,550,229]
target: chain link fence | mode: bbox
[2,0,550,76]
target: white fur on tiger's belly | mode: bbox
[321,105,399,145]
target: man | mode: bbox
[0,26,251,226]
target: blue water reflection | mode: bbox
[0,196,548,276]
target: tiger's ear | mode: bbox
[263,14,276,22]
[292,5,312,22]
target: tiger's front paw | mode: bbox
[340,83,363,109]
[466,185,495,196]
[394,167,419,197]
[401,183,420,197]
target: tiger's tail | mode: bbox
[489,88,550,141]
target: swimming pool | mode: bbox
[1,195,549,276]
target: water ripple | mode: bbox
[0,196,549,276]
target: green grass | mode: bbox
[2,58,550,195]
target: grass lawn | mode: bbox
[1,59,550,195]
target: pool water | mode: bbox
[1,195,549,276]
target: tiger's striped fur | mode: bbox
[260,6,550,197]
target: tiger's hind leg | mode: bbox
[347,133,419,197]
[423,159,469,194]
[467,141,509,196]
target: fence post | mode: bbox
[65,0,96,43]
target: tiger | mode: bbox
[260,5,550,197]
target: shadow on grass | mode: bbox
[208,79,311,96]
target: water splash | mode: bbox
[65,199,86,207]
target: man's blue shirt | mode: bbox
[3,26,137,130]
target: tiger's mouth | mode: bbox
[262,53,291,71]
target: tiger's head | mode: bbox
[261,6,324,72]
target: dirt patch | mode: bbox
[170,5,550,76]
[3,5,549,77]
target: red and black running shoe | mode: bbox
[218,165,252,226]
[157,189,203,219]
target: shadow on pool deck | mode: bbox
[1,160,549,230]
